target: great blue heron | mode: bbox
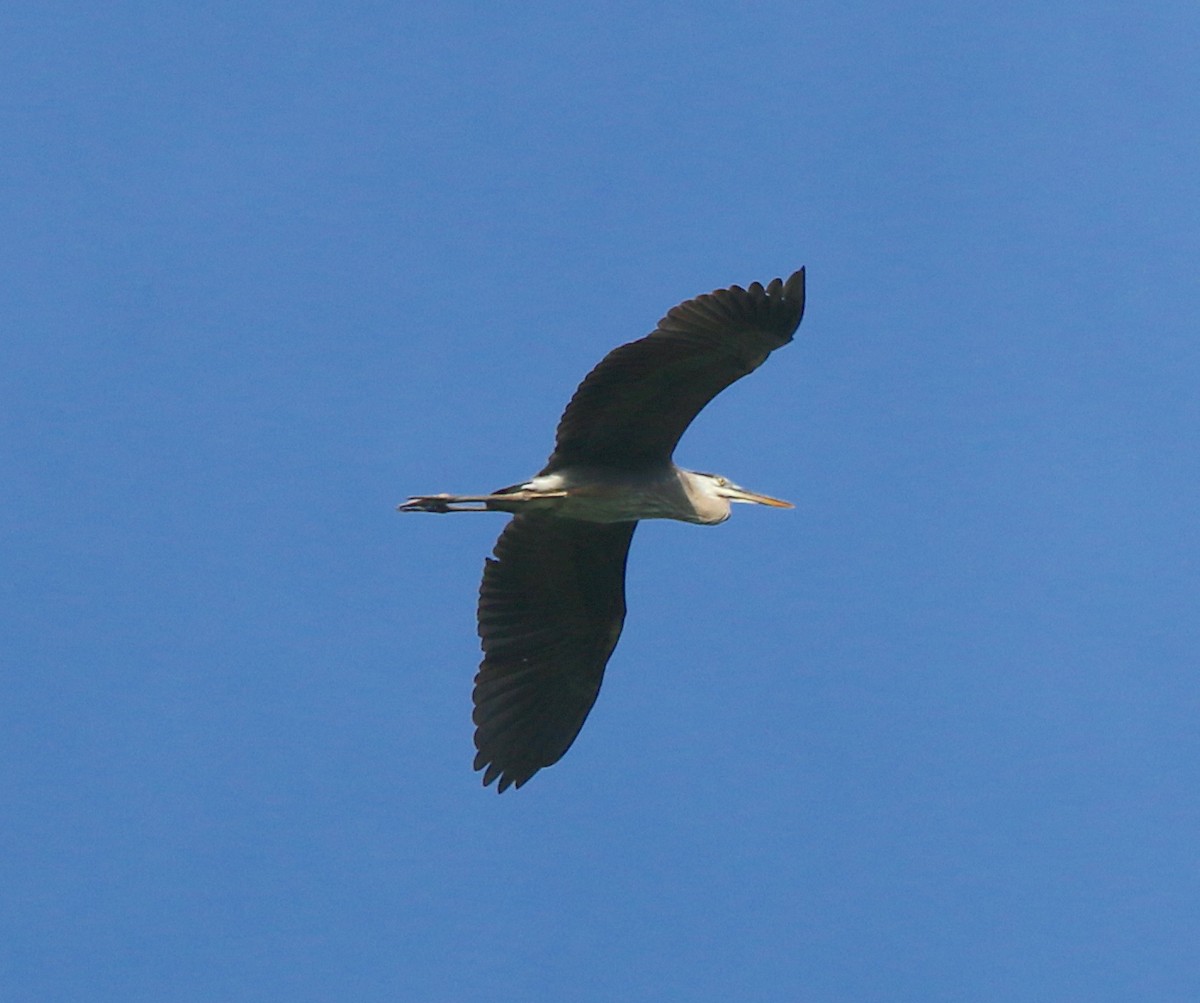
[402,269,806,791]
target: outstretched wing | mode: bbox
[543,268,805,471]
[474,514,638,791]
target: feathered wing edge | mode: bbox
[474,515,638,791]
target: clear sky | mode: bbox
[3,4,1198,1001]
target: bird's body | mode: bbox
[402,269,806,791]
[411,464,786,525]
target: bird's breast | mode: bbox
[523,468,703,524]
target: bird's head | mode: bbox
[685,471,794,523]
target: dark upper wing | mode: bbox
[543,268,805,471]
[474,514,637,792]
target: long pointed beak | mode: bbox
[721,486,794,509]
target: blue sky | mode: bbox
[3,3,1198,1000]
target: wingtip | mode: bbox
[476,758,533,793]
[781,268,806,329]
[747,267,805,309]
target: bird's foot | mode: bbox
[397,494,489,513]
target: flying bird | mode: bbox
[401,269,806,791]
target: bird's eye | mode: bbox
[716,477,728,487]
